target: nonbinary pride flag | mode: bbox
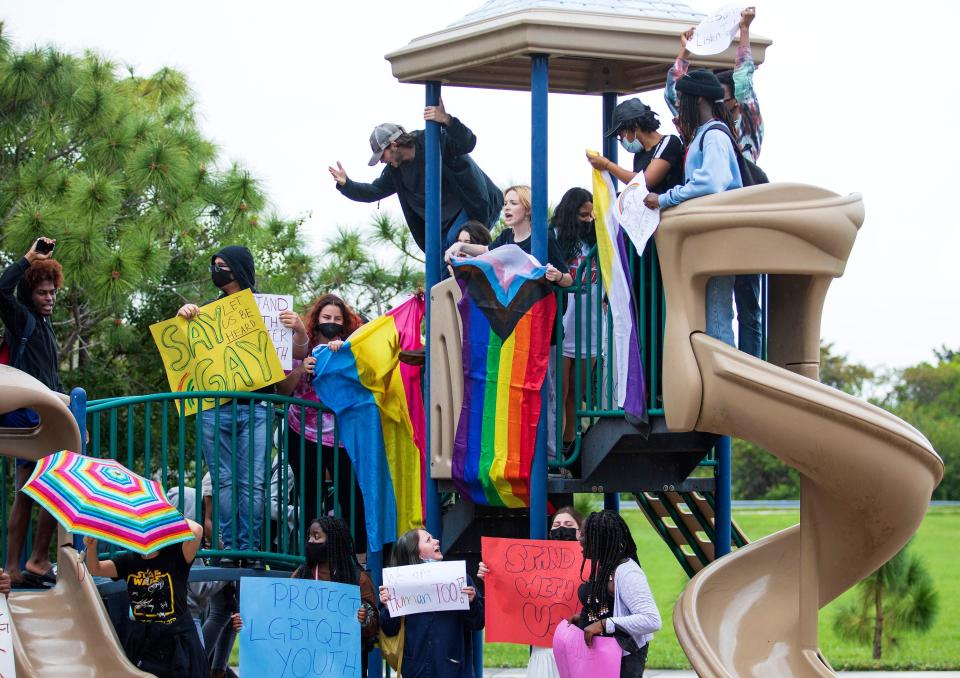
[450,245,557,507]
[312,315,423,552]
[592,168,650,430]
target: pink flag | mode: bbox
[386,294,427,517]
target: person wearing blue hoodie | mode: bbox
[378,529,484,678]
[644,70,743,346]
[176,245,309,567]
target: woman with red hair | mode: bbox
[277,293,367,552]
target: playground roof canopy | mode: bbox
[385,0,771,95]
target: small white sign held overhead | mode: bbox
[688,4,744,56]
[381,560,469,617]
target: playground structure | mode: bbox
[0,1,945,677]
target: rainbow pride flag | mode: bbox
[593,169,649,429]
[450,245,557,507]
[312,314,424,552]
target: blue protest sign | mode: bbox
[239,576,362,678]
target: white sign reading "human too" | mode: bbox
[381,560,469,617]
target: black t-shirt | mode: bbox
[488,229,569,274]
[114,543,192,624]
[632,134,684,195]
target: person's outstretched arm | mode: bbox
[0,239,54,331]
[664,27,694,117]
[586,152,638,185]
[329,162,398,202]
[732,7,763,161]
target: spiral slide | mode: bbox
[0,366,150,676]
[655,184,944,677]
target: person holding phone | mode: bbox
[0,237,65,588]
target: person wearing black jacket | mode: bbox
[0,237,64,588]
[328,99,503,255]
[176,245,308,567]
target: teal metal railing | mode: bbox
[82,391,357,567]
[549,239,666,468]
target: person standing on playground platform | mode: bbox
[0,237,64,589]
[176,245,309,567]
[328,98,503,255]
[665,7,765,357]
[643,70,743,346]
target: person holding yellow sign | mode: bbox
[175,245,309,567]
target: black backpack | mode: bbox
[698,122,769,186]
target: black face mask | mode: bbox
[317,322,343,340]
[306,542,329,565]
[211,269,234,288]
[550,526,578,542]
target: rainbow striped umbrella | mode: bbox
[22,450,194,555]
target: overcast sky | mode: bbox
[3,0,957,369]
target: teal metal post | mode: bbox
[715,436,732,557]
[530,54,549,543]
[601,91,621,515]
[423,80,442,539]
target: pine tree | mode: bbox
[0,22,312,395]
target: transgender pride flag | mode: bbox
[592,169,652,431]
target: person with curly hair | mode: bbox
[277,293,367,552]
[0,237,65,588]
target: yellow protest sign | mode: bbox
[149,289,285,415]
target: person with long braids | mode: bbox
[234,516,378,673]
[585,99,683,195]
[576,510,661,677]
[276,294,366,551]
[550,189,600,453]
[294,516,378,672]
[477,507,584,678]
[378,529,484,677]
[643,69,743,346]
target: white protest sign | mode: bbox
[254,294,294,370]
[0,596,15,678]
[616,177,660,253]
[688,4,744,56]
[381,560,469,617]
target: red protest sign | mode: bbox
[481,536,586,647]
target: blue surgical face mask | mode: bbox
[620,137,643,154]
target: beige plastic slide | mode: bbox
[0,365,151,676]
[655,183,945,677]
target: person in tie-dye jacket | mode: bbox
[664,6,766,358]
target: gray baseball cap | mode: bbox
[368,123,406,166]
[605,98,652,138]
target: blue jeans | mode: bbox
[734,274,762,358]
[705,276,735,347]
[201,402,269,552]
[202,585,237,671]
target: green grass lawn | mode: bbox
[484,506,960,670]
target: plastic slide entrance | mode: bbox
[0,365,151,676]
[655,184,944,676]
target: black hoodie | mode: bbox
[208,245,275,395]
[211,245,257,296]
[0,258,64,393]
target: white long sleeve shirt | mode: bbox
[603,559,662,652]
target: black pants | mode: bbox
[286,427,367,552]
[620,642,649,677]
[125,616,209,678]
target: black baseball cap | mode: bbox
[604,98,652,138]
